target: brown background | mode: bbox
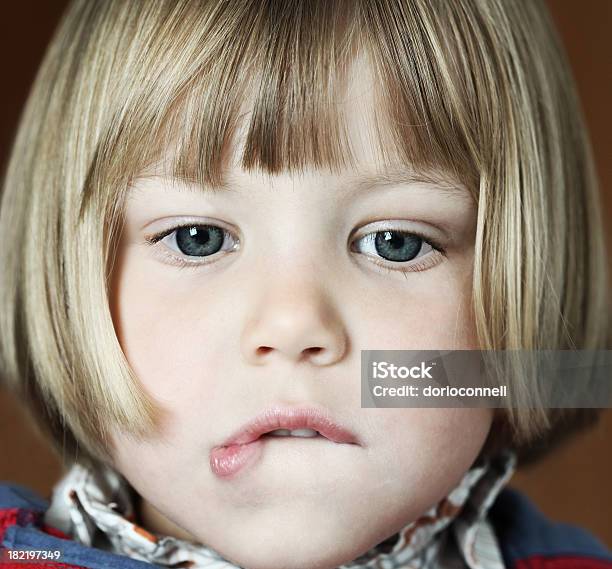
[1,0,611,548]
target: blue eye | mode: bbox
[147,224,238,260]
[145,223,443,273]
[175,226,224,256]
[352,230,440,264]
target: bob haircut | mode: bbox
[0,0,610,468]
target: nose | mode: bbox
[241,276,348,366]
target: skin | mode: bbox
[108,53,492,569]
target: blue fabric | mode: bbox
[489,486,612,566]
[1,482,611,568]
[2,524,160,569]
[0,481,49,511]
[0,482,159,568]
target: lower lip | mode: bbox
[210,435,334,479]
[209,438,266,479]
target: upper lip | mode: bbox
[217,405,360,447]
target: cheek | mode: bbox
[370,408,492,488]
[347,265,477,350]
[110,247,234,406]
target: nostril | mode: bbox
[253,345,324,360]
[304,347,323,355]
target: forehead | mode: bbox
[97,0,487,212]
[142,50,467,197]
[227,50,394,173]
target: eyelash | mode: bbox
[143,223,447,274]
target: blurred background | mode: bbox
[1,0,611,548]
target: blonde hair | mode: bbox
[0,0,609,467]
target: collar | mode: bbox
[44,450,516,569]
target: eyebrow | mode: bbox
[340,167,471,199]
[133,167,472,199]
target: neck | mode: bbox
[136,494,198,542]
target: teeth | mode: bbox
[267,428,319,438]
[291,429,319,438]
[267,429,292,436]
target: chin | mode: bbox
[198,515,387,569]
[216,543,365,569]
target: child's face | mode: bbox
[108,54,492,569]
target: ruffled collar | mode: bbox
[44,450,516,569]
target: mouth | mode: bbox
[260,428,322,438]
[209,406,360,479]
[218,405,359,446]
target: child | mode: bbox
[0,1,610,568]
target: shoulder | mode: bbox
[0,481,159,569]
[489,486,612,568]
